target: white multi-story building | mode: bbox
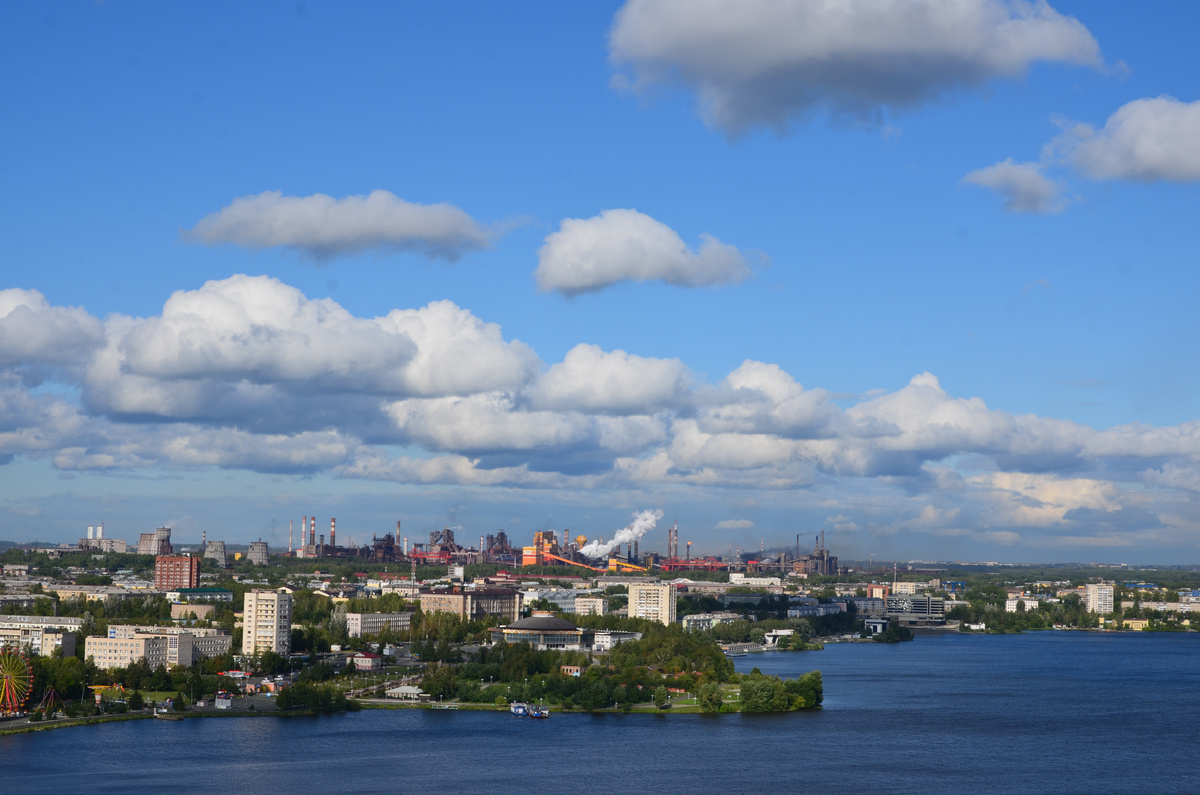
[345,612,412,638]
[729,573,782,588]
[86,635,172,669]
[627,582,676,626]
[1005,598,1040,613]
[106,625,232,666]
[242,589,292,655]
[1085,584,1115,615]
[573,596,607,616]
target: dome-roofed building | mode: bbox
[490,611,591,650]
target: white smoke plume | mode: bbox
[579,509,664,559]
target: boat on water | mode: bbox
[528,705,550,719]
[430,703,459,710]
[510,702,528,716]
[154,712,184,721]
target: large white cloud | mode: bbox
[536,209,751,294]
[0,288,105,367]
[530,344,693,414]
[609,0,1101,132]
[183,190,494,261]
[84,275,540,422]
[1070,96,1200,181]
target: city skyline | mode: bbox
[2,2,1199,563]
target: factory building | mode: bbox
[203,539,228,568]
[243,589,292,655]
[247,540,270,566]
[138,527,173,556]
[78,524,128,553]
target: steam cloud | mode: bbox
[579,508,664,559]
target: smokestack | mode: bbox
[403,537,408,555]
[330,517,336,548]
[634,539,638,560]
[396,520,401,539]
[302,516,308,548]
[310,516,316,547]
[289,519,293,553]
[87,526,94,540]
[202,530,206,553]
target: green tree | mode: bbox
[698,682,723,713]
[653,685,669,710]
[128,691,145,710]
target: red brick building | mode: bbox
[155,555,201,590]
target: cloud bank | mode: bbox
[609,0,1101,132]
[3,276,1200,552]
[184,190,494,261]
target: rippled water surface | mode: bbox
[2,631,1196,794]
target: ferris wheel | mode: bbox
[0,645,33,715]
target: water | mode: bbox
[2,632,1196,794]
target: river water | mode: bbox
[1,631,1196,794]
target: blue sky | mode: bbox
[2,1,1199,563]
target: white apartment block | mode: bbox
[573,596,607,616]
[627,582,676,626]
[1085,584,1115,615]
[345,612,412,638]
[1005,598,1040,613]
[86,635,172,669]
[106,625,232,667]
[243,589,292,655]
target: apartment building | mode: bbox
[1085,584,1115,615]
[242,589,292,655]
[627,582,676,626]
[572,596,607,616]
[155,555,201,590]
[418,588,521,623]
[106,624,232,667]
[86,635,172,669]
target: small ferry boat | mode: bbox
[510,702,528,716]
[528,705,550,719]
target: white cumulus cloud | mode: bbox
[609,0,1101,132]
[0,288,105,367]
[536,209,751,294]
[183,189,494,261]
[530,344,693,414]
[1070,96,1200,181]
[962,159,1065,213]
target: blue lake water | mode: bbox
[2,631,1196,794]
